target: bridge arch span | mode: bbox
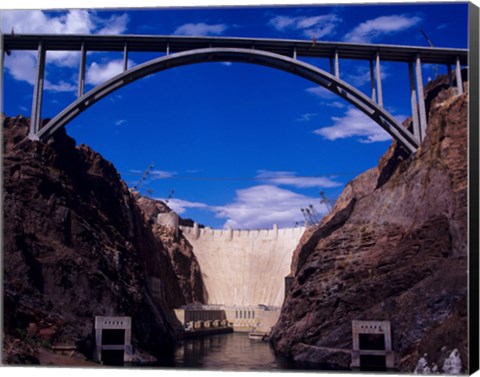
[36,47,420,153]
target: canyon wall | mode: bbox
[136,196,207,304]
[270,75,469,372]
[2,117,195,364]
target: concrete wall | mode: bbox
[179,224,305,307]
[157,212,179,228]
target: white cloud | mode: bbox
[306,67,389,94]
[1,9,128,35]
[115,119,127,126]
[61,9,95,34]
[154,181,336,229]
[296,112,317,122]
[297,16,330,30]
[313,107,391,143]
[4,51,76,93]
[269,15,296,30]
[160,198,208,215]
[5,49,82,74]
[4,51,37,85]
[108,94,124,103]
[303,24,337,39]
[129,168,176,183]
[344,15,422,43]
[346,66,371,87]
[174,22,227,36]
[150,170,176,180]
[49,51,84,68]
[1,9,129,91]
[212,185,328,229]
[85,59,134,85]
[345,64,390,88]
[1,10,92,34]
[306,86,336,99]
[96,13,130,35]
[268,14,339,39]
[44,80,77,93]
[327,101,346,109]
[256,170,342,188]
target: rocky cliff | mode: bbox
[2,117,199,364]
[135,195,207,304]
[270,76,468,373]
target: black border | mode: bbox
[0,2,478,375]
[469,1,480,374]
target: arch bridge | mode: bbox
[3,34,468,153]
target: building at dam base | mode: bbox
[174,305,282,334]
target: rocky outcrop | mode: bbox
[135,196,207,304]
[270,77,468,372]
[2,117,187,364]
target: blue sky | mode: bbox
[1,1,469,229]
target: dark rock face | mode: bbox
[135,194,171,223]
[135,196,207,304]
[271,81,468,372]
[2,117,186,364]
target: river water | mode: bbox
[170,332,293,371]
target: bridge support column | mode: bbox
[415,54,428,141]
[334,49,340,78]
[455,56,463,95]
[447,64,453,88]
[123,42,128,72]
[78,42,86,98]
[29,41,46,140]
[1,48,5,96]
[375,52,383,107]
[408,62,421,141]
[369,59,376,103]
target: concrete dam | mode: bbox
[179,223,305,308]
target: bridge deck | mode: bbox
[3,34,468,65]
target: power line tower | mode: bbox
[132,163,154,194]
[165,189,175,203]
[319,191,334,212]
[308,204,321,224]
[300,208,312,226]
[301,206,320,227]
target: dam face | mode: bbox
[179,224,305,307]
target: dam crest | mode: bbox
[179,222,305,241]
